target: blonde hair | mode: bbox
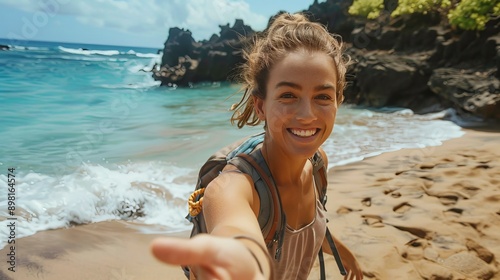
[231,13,350,128]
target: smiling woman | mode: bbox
[151,12,363,280]
[254,50,339,159]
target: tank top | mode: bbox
[222,160,327,279]
[270,199,327,280]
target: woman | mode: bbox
[151,13,364,280]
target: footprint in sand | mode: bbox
[400,238,433,261]
[375,176,393,182]
[389,224,429,238]
[362,214,384,227]
[484,194,500,202]
[437,193,460,206]
[393,202,412,214]
[361,197,371,207]
[438,181,481,205]
[336,206,361,214]
[419,163,436,170]
[466,238,494,263]
[443,207,464,218]
[474,164,491,169]
[384,188,402,198]
[390,192,401,198]
[452,180,480,197]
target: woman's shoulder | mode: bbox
[205,164,255,199]
[204,163,261,217]
[317,147,328,167]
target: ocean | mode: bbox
[0,39,464,249]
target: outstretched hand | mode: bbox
[151,234,266,280]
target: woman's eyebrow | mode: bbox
[274,82,336,91]
[275,81,301,89]
[315,84,336,91]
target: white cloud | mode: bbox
[1,0,268,41]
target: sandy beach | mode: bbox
[1,128,499,280]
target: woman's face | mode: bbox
[254,49,339,159]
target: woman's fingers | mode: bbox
[151,235,263,280]
[151,236,213,267]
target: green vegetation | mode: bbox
[348,0,384,19]
[391,0,451,17]
[448,0,500,30]
[348,0,500,30]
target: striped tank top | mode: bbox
[269,199,327,280]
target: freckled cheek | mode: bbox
[266,107,294,131]
[320,108,337,125]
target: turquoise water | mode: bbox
[0,39,464,247]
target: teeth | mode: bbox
[290,129,317,137]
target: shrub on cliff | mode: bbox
[390,0,451,17]
[348,0,499,31]
[348,0,384,19]
[448,0,500,30]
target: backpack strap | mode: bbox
[311,151,328,209]
[230,150,286,261]
[311,151,347,278]
[325,227,347,276]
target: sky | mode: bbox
[0,0,322,48]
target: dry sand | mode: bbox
[320,128,500,280]
[1,128,499,280]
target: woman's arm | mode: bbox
[321,234,363,280]
[151,168,272,280]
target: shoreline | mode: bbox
[1,128,499,279]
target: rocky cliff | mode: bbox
[152,19,254,87]
[153,0,500,122]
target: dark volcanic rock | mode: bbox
[153,19,254,86]
[160,28,200,67]
[429,68,500,120]
[153,0,500,121]
[354,53,430,106]
[0,44,9,50]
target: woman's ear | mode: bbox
[253,95,266,121]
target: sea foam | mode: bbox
[0,161,195,250]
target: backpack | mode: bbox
[184,132,346,279]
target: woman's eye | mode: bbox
[316,94,333,100]
[280,93,295,99]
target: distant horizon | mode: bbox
[0,1,319,49]
[0,37,163,50]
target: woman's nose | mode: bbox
[296,100,317,123]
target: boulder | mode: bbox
[428,68,500,120]
[352,53,433,108]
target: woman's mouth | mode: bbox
[288,128,319,137]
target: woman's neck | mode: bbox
[261,139,309,189]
